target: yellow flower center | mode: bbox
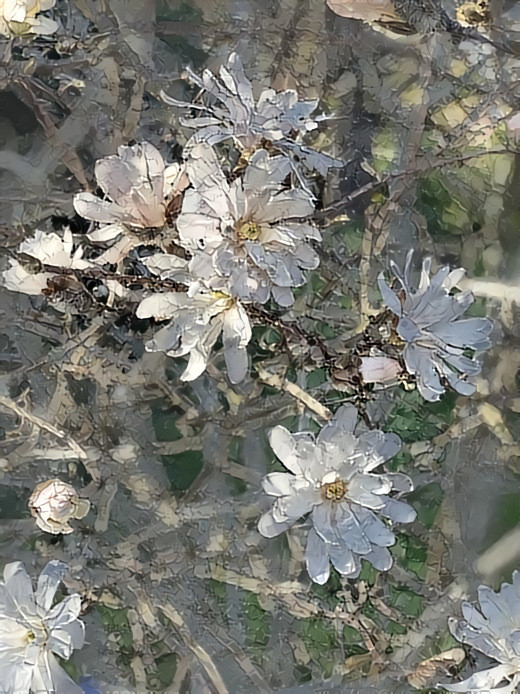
[235,220,261,241]
[210,290,232,302]
[322,480,348,502]
[26,630,36,642]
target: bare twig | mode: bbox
[255,365,332,421]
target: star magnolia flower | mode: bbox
[136,277,252,384]
[2,228,92,296]
[0,0,57,37]
[442,572,520,693]
[0,560,85,693]
[258,404,416,584]
[177,143,320,307]
[73,142,188,243]
[161,52,342,175]
[378,253,493,401]
[28,479,90,535]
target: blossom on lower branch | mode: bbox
[258,404,416,584]
[0,560,85,693]
[442,572,520,693]
[136,281,252,384]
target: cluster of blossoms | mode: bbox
[0,43,501,693]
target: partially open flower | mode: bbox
[442,572,520,693]
[359,355,402,384]
[177,143,320,306]
[0,0,58,37]
[162,52,342,175]
[28,479,90,534]
[73,142,188,243]
[0,560,85,693]
[378,253,493,401]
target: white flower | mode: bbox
[258,404,416,584]
[378,253,493,402]
[0,0,57,37]
[442,572,520,693]
[2,229,92,296]
[136,274,252,384]
[162,52,342,175]
[177,143,320,306]
[0,560,85,693]
[28,479,90,535]
[73,142,188,243]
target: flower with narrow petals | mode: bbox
[0,560,85,693]
[442,572,520,693]
[378,253,493,401]
[29,479,90,535]
[162,52,342,175]
[258,404,416,584]
[2,228,92,296]
[177,143,320,307]
[136,265,252,383]
[0,0,57,37]
[73,142,188,243]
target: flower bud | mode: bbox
[28,479,90,535]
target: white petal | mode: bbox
[136,293,188,320]
[268,426,304,475]
[305,528,331,584]
[258,510,295,538]
[35,560,67,613]
[441,664,519,693]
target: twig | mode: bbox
[247,304,333,364]
[158,604,229,694]
[255,365,332,421]
[0,395,89,462]
[321,146,520,216]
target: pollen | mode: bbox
[322,480,347,502]
[236,220,261,241]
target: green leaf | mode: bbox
[388,585,424,618]
[408,483,444,529]
[244,593,271,651]
[298,618,337,678]
[162,450,204,492]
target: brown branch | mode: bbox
[40,263,187,293]
[246,303,334,365]
[321,146,520,216]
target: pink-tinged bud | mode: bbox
[28,479,90,535]
[359,356,401,384]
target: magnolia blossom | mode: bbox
[0,0,57,37]
[2,229,92,296]
[258,404,416,584]
[162,52,342,175]
[136,272,252,384]
[443,572,520,693]
[177,143,320,307]
[29,479,90,535]
[0,560,85,693]
[378,253,493,401]
[73,142,188,243]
